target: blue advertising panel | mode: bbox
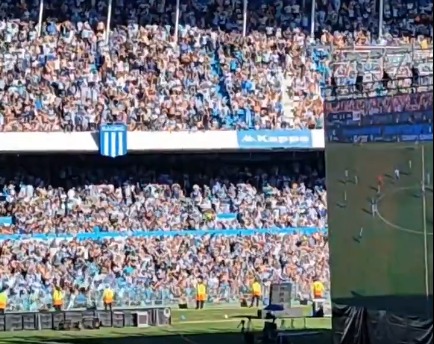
[329,120,432,143]
[99,124,128,158]
[0,227,327,241]
[325,92,433,143]
[237,130,313,149]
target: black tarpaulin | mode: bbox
[333,304,433,344]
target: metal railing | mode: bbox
[6,282,330,312]
[322,76,434,102]
[312,43,433,62]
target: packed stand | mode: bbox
[0,0,289,131]
[0,152,327,311]
[300,0,433,102]
[0,0,432,132]
[0,232,329,311]
[0,153,326,234]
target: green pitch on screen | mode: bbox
[326,143,433,301]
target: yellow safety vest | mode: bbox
[103,289,114,304]
[252,282,261,296]
[196,284,206,300]
[312,282,324,298]
[0,292,7,309]
[53,290,63,306]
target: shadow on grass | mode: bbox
[361,207,372,215]
[229,314,259,319]
[384,173,393,180]
[336,202,346,209]
[0,329,332,344]
[352,236,361,243]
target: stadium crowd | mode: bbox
[0,154,326,233]
[0,0,432,314]
[0,232,329,311]
[0,0,432,132]
[0,153,328,310]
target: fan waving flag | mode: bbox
[99,124,128,158]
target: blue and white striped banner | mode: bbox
[99,124,128,158]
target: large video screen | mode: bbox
[325,92,433,317]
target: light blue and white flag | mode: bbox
[99,124,128,158]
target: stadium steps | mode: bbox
[281,75,296,127]
[212,48,233,126]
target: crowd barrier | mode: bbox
[0,307,171,332]
[6,282,316,313]
[0,129,325,153]
[0,227,327,241]
[3,228,328,312]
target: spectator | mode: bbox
[0,0,431,132]
[0,232,329,311]
[0,152,328,311]
[0,0,431,320]
[0,153,326,234]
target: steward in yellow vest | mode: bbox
[103,287,114,311]
[196,280,207,310]
[312,280,325,299]
[250,280,262,308]
[0,290,8,314]
[53,286,64,311]
[311,278,325,316]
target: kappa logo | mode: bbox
[241,135,256,142]
[239,131,312,147]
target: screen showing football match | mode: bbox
[325,92,433,317]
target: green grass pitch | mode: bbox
[0,307,331,344]
[326,142,433,312]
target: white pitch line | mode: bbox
[178,319,239,324]
[376,186,433,236]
